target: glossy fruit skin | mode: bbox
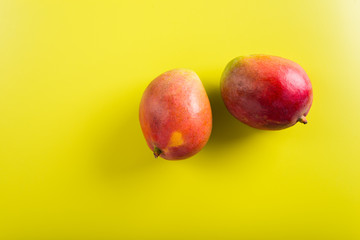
[139,69,212,160]
[220,55,313,130]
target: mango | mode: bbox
[139,69,212,160]
[221,55,313,130]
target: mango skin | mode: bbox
[221,55,313,130]
[139,69,212,160]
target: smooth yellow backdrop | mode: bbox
[1,0,360,239]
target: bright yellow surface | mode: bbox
[1,0,360,239]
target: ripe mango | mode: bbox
[139,69,212,160]
[221,55,313,130]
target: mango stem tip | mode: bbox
[153,147,162,158]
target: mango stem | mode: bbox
[298,115,308,124]
[153,147,162,158]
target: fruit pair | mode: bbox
[139,55,313,160]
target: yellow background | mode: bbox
[1,0,360,239]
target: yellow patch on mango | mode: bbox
[168,131,184,147]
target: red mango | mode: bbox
[139,69,212,160]
[221,55,313,130]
